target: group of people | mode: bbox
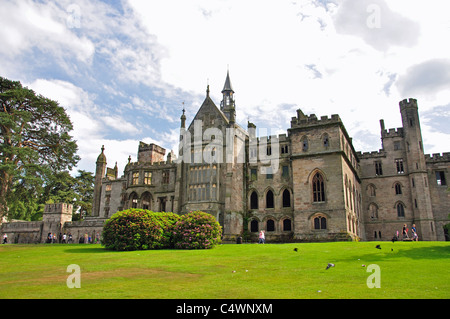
[393,223,419,241]
[46,232,73,243]
[78,233,101,244]
[46,232,101,244]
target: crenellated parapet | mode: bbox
[399,98,418,110]
[290,109,341,129]
[381,127,404,138]
[356,150,387,160]
[425,152,450,162]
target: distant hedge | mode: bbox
[102,209,222,251]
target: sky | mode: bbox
[1,0,450,175]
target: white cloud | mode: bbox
[396,59,450,99]
[3,0,450,174]
[126,0,450,155]
[0,0,95,63]
[333,0,420,51]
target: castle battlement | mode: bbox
[44,203,73,215]
[290,109,341,128]
[425,152,450,162]
[247,133,289,144]
[399,98,418,109]
[381,127,404,138]
[125,160,175,170]
[356,150,386,159]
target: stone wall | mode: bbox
[1,203,107,244]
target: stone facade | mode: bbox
[89,73,449,242]
[358,99,450,241]
[6,73,446,244]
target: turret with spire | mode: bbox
[92,145,107,217]
[220,70,236,123]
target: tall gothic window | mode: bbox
[397,202,405,217]
[132,172,139,185]
[250,191,258,210]
[283,219,292,231]
[130,193,138,208]
[250,219,259,232]
[312,172,325,202]
[369,203,378,219]
[266,219,275,231]
[375,161,383,176]
[266,190,274,208]
[142,192,151,210]
[394,183,402,195]
[144,171,152,185]
[282,189,291,207]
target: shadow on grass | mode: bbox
[337,244,450,263]
[63,244,117,254]
[63,245,187,254]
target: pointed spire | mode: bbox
[96,145,106,164]
[206,84,210,97]
[222,69,234,93]
[180,102,186,128]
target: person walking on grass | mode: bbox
[402,224,408,240]
[412,224,418,241]
[258,230,265,244]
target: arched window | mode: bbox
[282,189,291,207]
[142,192,152,210]
[250,191,258,210]
[394,183,402,195]
[130,193,138,208]
[397,202,405,217]
[369,203,378,219]
[312,172,325,202]
[368,184,376,197]
[314,216,327,230]
[267,219,275,231]
[283,219,292,231]
[266,190,274,208]
[250,219,259,233]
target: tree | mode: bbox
[0,76,80,219]
[72,170,94,219]
[41,170,93,221]
[6,169,93,222]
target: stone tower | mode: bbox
[41,203,73,242]
[92,145,107,217]
[399,98,437,240]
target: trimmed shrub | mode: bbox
[173,211,222,249]
[102,209,180,251]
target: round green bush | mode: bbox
[102,209,180,251]
[172,211,222,249]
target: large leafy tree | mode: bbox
[7,169,94,222]
[0,76,80,219]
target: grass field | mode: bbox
[0,241,449,299]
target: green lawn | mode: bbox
[0,241,449,299]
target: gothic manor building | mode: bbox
[92,71,450,242]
